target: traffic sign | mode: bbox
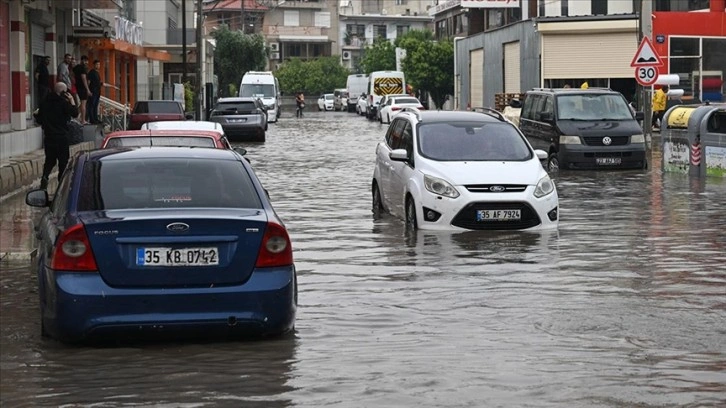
[631,37,664,67]
[635,66,658,86]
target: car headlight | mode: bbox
[424,174,460,198]
[534,174,555,198]
[559,136,581,145]
[631,134,645,143]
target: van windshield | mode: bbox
[240,84,275,98]
[557,94,633,120]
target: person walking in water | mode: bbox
[296,91,305,118]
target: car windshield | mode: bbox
[239,84,275,98]
[211,102,258,115]
[418,121,532,161]
[78,158,262,210]
[134,102,182,114]
[557,94,633,120]
[325,94,334,100]
[393,98,419,105]
[104,136,216,148]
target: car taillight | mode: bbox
[391,107,401,111]
[50,224,98,271]
[255,221,293,268]
[418,106,425,110]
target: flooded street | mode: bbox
[1,110,725,407]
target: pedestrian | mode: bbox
[35,82,79,190]
[296,91,305,118]
[580,81,589,89]
[34,56,51,106]
[68,56,81,113]
[652,85,668,130]
[73,55,92,124]
[86,59,104,124]
[57,54,72,90]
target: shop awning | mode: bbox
[79,38,173,61]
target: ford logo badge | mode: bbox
[166,222,190,233]
[490,185,506,192]
[602,136,612,146]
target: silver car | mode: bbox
[208,97,268,142]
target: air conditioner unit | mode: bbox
[270,42,280,52]
[270,52,280,60]
[342,51,351,60]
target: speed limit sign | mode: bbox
[635,66,658,86]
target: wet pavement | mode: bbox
[1,110,725,407]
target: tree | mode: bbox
[211,25,267,97]
[400,34,454,109]
[275,57,349,95]
[360,37,396,74]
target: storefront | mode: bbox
[651,10,726,103]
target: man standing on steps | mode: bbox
[86,59,104,124]
[36,82,79,190]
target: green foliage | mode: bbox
[211,25,267,97]
[398,32,454,109]
[228,83,238,97]
[360,37,396,74]
[275,57,349,95]
[183,82,194,112]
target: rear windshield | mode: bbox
[418,122,532,161]
[78,158,262,210]
[105,136,216,148]
[393,98,419,105]
[211,102,258,115]
[557,94,633,120]
[133,102,183,114]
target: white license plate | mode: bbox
[596,157,622,165]
[477,209,521,221]
[228,118,247,123]
[136,247,219,266]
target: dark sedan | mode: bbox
[208,97,268,142]
[26,147,296,343]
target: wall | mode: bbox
[651,11,726,74]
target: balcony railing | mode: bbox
[167,28,197,45]
[277,0,326,9]
[264,26,329,36]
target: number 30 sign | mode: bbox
[635,66,658,86]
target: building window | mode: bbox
[396,25,409,37]
[374,25,387,39]
[216,12,231,26]
[314,11,331,28]
[539,0,545,17]
[591,0,607,15]
[395,0,407,5]
[285,44,302,57]
[284,10,299,26]
[312,44,324,57]
[561,0,568,16]
[346,24,365,37]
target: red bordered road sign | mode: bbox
[631,37,664,67]
[635,66,658,86]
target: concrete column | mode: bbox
[9,1,27,131]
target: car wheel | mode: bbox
[318,105,321,111]
[258,131,266,143]
[405,196,418,230]
[547,153,560,172]
[372,182,384,213]
[386,113,390,124]
[643,159,648,170]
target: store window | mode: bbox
[669,37,726,103]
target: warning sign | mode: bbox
[631,37,664,67]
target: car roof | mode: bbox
[86,146,240,162]
[104,130,223,140]
[142,121,223,131]
[217,97,260,103]
[401,110,506,124]
[527,87,621,95]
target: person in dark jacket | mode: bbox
[36,82,79,190]
[86,59,103,124]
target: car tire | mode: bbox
[258,131,266,143]
[372,182,384,213]
[318,105,321,111]
[386,113,390,124]
[405,196,417,230]
[547,153,560,172]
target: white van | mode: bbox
[346,74,369,112]
[366,71,406,119]
[239,71,281,122]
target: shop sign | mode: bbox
[429,0,461,16]
[462,0,520,8]
[115,17,143,46]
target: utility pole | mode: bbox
[182,0,187,84]
[196,0,203,120]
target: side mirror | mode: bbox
[184,113,194,120]
[540,112,554,122]
[26,189,49,207]
[635,111,645,121]
[509,99,522,108]
[234,147,247,156]
[534,149,548,160]
[389,149,408,162]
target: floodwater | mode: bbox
[1,110,725,407]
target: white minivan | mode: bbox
[239,71,281,122]
[366,71,406,120]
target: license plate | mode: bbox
[136,247,219,266]
[596,157,622,165]
[477,209,521,221]
[229,118,247,123]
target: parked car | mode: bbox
[375,94,409,122]
[127,100,191,131]
[318,93,335,111]
[25,147,296,343]
[101,129,232,149]
[356,94,368,116]
[208,97,268,142]
[333,89,349,111]
[518,87,647,171]
[372,108,559,231]
[378,96,425,124]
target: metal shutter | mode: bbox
[504,41,521,93]
[31,24,45,56]
[542,33,637,79]
[470,48,484,108]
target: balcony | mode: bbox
[167,28,197,45]
[264,25,330,36]
[277,0,326,9]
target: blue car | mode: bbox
[26,147,297,343]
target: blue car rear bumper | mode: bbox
[41,266,297,342]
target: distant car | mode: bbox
[318,94,334,111]
[375,94,409,121]
[378,96,425,124]
[333,89,349,111]
[127,100,191,131]
[356,94,368,116]
[25,147,297,343]
[372,109,559,231]
[101,129,232,149]
[208,97,268,142]
[141,120,226,136]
